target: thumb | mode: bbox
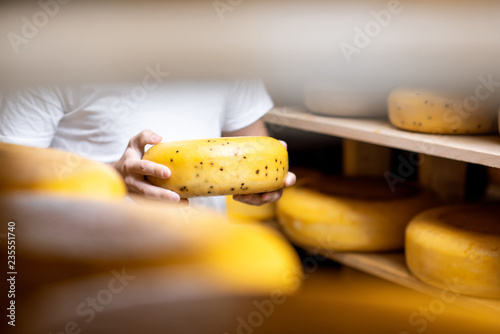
[130,129,162,152]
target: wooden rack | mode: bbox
[264,107,500,315]
[263,107,500,168]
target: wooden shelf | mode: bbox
[264,107,500,314]
[317,251,500,316]
[264,107,500,169]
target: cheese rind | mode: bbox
[0,142,126,200]
[406,205,500,298]
[388,88,498,134]
[225,167,322,223]
[277,176,437,251]
[143,137,288,198]
[0,193,302,295]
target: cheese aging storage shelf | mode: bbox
[264,106,500,315]
[316,251,500,317]
[264,107,500,169]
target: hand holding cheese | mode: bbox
[112,129,183,202]
[143,136,291,201]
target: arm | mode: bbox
[223,118,296,206]
[222,117,269,137]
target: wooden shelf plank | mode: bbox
[317,250,500,316]
[264,107,500,168]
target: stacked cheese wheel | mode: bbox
[0,142,127,199]
[143,136,288,198]
[2,193,303,334]
[0,141,302,300]
[277,175,437,251]
[224,167,324,223]
[406,204,500,298]
[0,193,302,295]
[388,88,498,134]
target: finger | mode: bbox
[284,172,296,187]
[233,194,263,206]
[128,193,189,208]
[262,189,283,202]
[126,160,171,179]
[278,140,288,149]
[233,191,282,206]
[130,129,162,152]
[126,176,180,202]
[178,199,190,207]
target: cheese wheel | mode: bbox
[0,142,126,200]
[0,193,302,295]
[143,137,288,198]
[225,167,322,223]
[388,88,498,134]
[277,176,438,251]
[406,205,500,298]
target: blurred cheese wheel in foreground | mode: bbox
[144,137,288,198]
[277,176,438,251]
[388,88,498,134]
[0,193,302,296]
[406,204,500,298]
[0,142,126,200]
[226,196,276,222]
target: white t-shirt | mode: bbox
[0,79,274,211]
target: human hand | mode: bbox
[111,129,186,203]
[232,140,296,206]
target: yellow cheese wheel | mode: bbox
[406,205,500,298]
[143,136,288,198]
[277,176,438,251]
[0,193,302,296]
[0,142,126,200]
[388,88,498,134]
[224,167,322,223]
